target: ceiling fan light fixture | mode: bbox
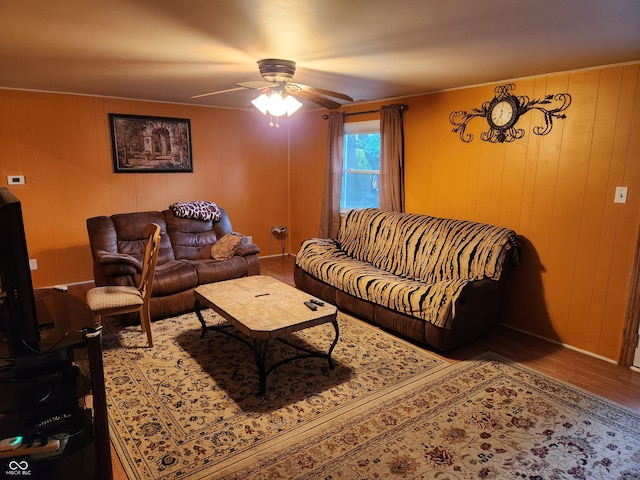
[283,94,303,115]
[251,93,270,115]
[251,89,302,118]
[266,91,287,117]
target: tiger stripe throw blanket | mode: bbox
[295,209,520,330]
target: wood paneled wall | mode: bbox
[289,63,640,362]
[0,91,291,288]
[1,63,638,362]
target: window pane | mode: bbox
[341,128,380,210]
[341,172,379,209]
[344,133,380,171]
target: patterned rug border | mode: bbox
[472,351,640,417]
[217,351,640,479]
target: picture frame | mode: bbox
[109,114,193,173]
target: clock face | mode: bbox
[490,100,515,127]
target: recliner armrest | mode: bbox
[95,250,142,271]
[235,242,260,257]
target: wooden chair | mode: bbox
[86,223,161,347]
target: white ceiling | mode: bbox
[0,0,638,110]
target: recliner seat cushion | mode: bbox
[151,261,198,296]
[185,256,249,284]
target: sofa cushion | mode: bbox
[185,256,249,284]
[295,239,468,329]
[110,211,175,264]
[163,208,236,260]
[151,261,198,296]
[164,210,218,260]
[338,208,519,283]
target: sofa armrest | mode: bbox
[95,250,142,270]
[91,250,141,287]
[235,242,260,257]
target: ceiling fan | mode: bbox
[191,58,353,111]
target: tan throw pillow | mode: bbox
[210,233,248,261]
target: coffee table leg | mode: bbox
[253,339,270,396]
[194,299,207,339]
[254,328,338,395]
[194,303,339,396]
[326,319,340,369]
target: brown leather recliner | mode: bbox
[87,208,260,320]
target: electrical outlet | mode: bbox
[614,186,628,204]
[29,259,38,270]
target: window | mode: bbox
[341,120,380,210]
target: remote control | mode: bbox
[304,301,318,311]
[309,299,324,306]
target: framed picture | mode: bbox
[109,114,193,173]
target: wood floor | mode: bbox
[80,254,640,479]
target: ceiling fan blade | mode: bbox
[290,89,342,110]
[296,84,354,102]
[236,80,273,90]
[190,86,247,99]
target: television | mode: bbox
[0,187,40,357]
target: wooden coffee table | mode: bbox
[194,275,339,395]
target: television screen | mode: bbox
[0,187,40,356]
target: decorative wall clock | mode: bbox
[449,83,571,143]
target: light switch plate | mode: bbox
[7,175,25,185]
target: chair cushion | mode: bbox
[86,285,143,312]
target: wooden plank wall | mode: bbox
[0,63,637,362]
[0,91,291,288]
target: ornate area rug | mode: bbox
[224,354,640,480]
[101,311,640,479]
[101,311,449,479]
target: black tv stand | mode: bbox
[0,289,111,479]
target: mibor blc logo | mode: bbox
[5,459,31,476]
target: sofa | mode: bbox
[87,203,260,320]
[294,208,520,350]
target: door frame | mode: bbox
[620,224,640,367]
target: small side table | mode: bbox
[270,225,287,258]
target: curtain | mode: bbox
[318,111,344,238]
[379,104,405,212]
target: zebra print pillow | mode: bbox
[169,201,221,222]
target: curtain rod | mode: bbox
[322,104,408,119]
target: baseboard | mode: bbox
[259,253,293,259]
[43,279,94,288]
[497,322,618,365]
